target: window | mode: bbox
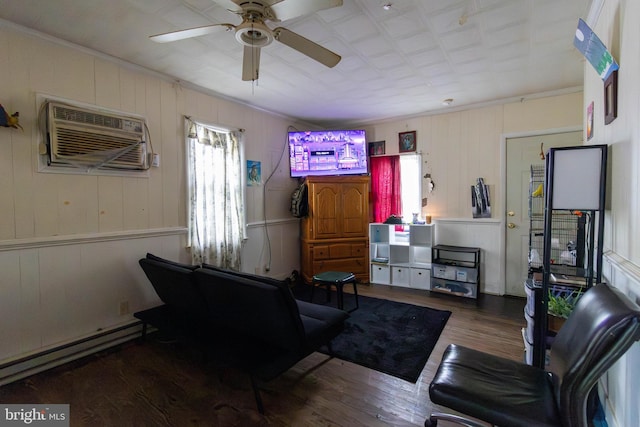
[370,153,422,223]
[186,117,246,268]
[399,154,422,221]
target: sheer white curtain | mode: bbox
[186,117,245,268]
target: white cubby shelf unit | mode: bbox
[369,223,434,290]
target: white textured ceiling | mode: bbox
[0,0,592,127]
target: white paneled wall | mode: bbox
[433,219,503,295]
[584,1,640,426]
[602,253,640,427]
[0,230,184,362]
[358,92,583,296]
[0,25,303,367]
[360,95,582,222]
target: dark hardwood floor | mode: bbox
[0,284,525,427]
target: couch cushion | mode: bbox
[146,253,198,270]
[201,264,304,329]
[193,268,306,352]
[296,300,349,349]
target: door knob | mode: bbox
[507,211,515,216]
[508,223,516,229]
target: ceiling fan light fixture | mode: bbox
[383,3,392,11]
[235,20,273,47]
[442,98,454,106]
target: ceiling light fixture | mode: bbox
[383,3,392,11]
[442,98,454,106]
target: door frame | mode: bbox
[499,125,582,295]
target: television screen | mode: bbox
[288,129,368,178]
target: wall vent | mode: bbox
[45,101,148,171]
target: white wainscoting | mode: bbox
[433,218,504,295]
[0,218,303,384]
[0,228,187,378]
[601,251,640,427]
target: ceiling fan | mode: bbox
[150,0,343,81]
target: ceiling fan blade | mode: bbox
[211,0,243,13]
[150,24,234,43]
[274,27,341,68]
[270,0,343,22]
[242,45,261,81]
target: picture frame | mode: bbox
[604,70,618,125]
[246,160,261,186]
[399,131,417,153]
[587,101,594,140]
[368,140,385,156]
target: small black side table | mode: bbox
[311,271,359,312]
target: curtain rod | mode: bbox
[184,115,245,133]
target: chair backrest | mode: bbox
[548,283,640,426]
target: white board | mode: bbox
[551,146,605,210]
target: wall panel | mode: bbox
[144,77,165,229]
[0,251,23,359]
[94,58,121,110]
[433,218,502,295]
[159,81,180,227]
[97,176,124,232]
[0,24,304,369]
[123,178,150,230]
[582,2,640,426]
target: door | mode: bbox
[341,179,369,237]
[504,131,582,296]
[311,182,341,239]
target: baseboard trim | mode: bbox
[0,322,144,386]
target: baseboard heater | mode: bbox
[0,321,146,386]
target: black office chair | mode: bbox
[425,283,640,427]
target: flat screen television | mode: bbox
[288,129,368,178]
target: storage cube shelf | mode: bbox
[369,223,434,289]
[430,245,481,299]
[371,264,390,283]
[411,246,432,267]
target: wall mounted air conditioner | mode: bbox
[44,101,148,171]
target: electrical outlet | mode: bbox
[119,301,129,315]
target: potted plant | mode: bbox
[547,287,583,333]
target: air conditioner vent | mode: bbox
[45,101,147,171]
[54,127,142,164]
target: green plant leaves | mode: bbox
[548,288,583,319]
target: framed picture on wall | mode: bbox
[399,131,416,153]
[368,141,385,156]
[587,101,594,140]
[247,160,261,186]
[604,70,618,125]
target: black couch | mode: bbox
[135,253,349,413]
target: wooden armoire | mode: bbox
[300,175,370,283]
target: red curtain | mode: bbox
[370,155,401,223]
